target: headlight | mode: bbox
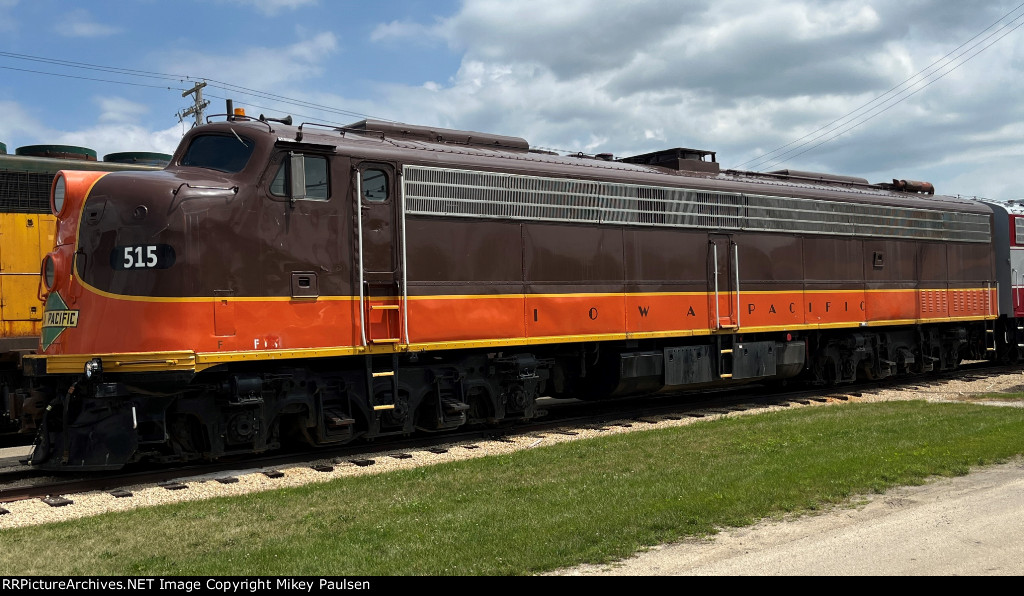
[51,173,66,216]
[42,254,56,290]
[84,358,103,379]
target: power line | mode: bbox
[0,50,393,124]
[202,80,386,122]
[739,2,1024,170]
[733,2,1024,171]
[0,50,189,82]
[0,64,187,91]
[202,92,353,127]
[0,49,603,154]
[753,14,1024,173]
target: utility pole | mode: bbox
[178,81,210,128]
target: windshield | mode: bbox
[180,134,255,173]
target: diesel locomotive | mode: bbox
[18,108,1016,470]
[0,144,168,437]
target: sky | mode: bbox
[1,0,1024,201]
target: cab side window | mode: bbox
[271,154,329,200]
[362,169,388,202]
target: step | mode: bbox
[441,398,471,413]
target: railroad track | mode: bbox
[0,359,1016,512]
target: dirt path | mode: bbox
[549,457,1024,575]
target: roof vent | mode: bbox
[15,144,97,161]
[345,119,530,152]
[769,169,869,185]
[619,147,720,173]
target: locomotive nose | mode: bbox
[39,170,112,344]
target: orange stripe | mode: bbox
[43,287,998,356]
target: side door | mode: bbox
[708,233,739,330]
[356,163,403,344]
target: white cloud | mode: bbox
[163,31,338,92]
[55,9,121,38]
[0,99,181,159]
[220,0,317,17]
[96,97,150,123]
[0,100,43,141]
[53,123,184,160]
[439,0,692,78]
[371,20,440,43]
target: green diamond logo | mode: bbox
[41,292,79,351]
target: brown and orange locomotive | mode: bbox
[0,144,168,439]
[19,108,1012,470]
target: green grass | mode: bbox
[2,400,1024,576]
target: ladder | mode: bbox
[365,353,400,415]
[711,240,741,330]
[985,282,997,354]
[367,302,401,344]
[717,334,735,380]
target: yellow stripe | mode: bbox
[29,310,999,375]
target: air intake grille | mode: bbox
[0,172,52,213]
[403,165,990,243]
[744,194,990,241]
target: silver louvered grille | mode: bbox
[403,165,990,243]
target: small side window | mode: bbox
[1015,217,1024,246]
[362,169,388,202]
[304,155,328,200]
[270,154,329,201]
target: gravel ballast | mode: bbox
[2,367,1022,530]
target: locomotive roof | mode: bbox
[177,118,991,216]
[0,152,166,174]
[986,199,1024,216]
